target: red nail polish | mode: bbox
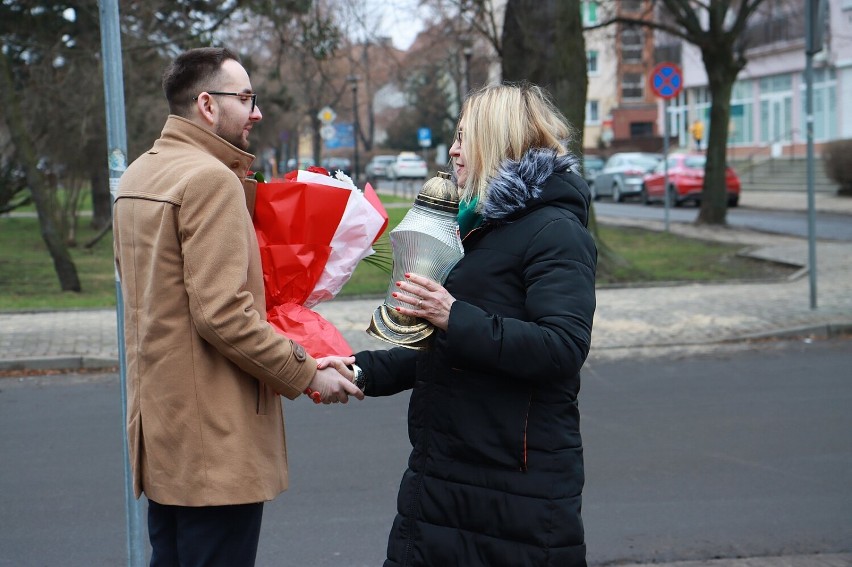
[404,273,411,278]
[395,307,401,312]
[395,281,402,287]
[392,292,398,298]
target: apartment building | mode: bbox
[663,0,849,158]
[584,0,849,158]
[583,0,661,153]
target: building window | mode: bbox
[728,80,754,146]
[800,67,837,142]
[630,122,654,137]
[587,50,599,75]
[622,28,644,64]
[742,9,805,48]
[586,100,600,124]
[622,73,643,100]
[582,0,599,25]
[622,0,642,13]
[759,73,793,144]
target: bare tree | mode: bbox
[0,52,81,291]
[0,0,309,290]
[593,0,776,225]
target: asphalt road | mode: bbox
[593,201,852,241]
[1,338,850,566]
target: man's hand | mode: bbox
[306,364,364,404]
[316,356,356,380]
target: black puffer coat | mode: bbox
[356,149,597,567]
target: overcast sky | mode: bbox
[365,0,426,50]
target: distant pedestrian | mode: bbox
[112,47,361,567]
[690,118,705,151]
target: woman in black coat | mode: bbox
[328,83,596,566]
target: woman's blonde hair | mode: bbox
[455,82,574,204]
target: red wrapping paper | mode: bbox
[253,170,387,358]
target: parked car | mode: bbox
[388,152,428,180]
[593,152,662,202]
[641,153,741,207]
[365,155,397,179]
[322,157,352,177]
[282,157,316,172]
[582,154,605,191]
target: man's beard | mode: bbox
[216,121,249,151]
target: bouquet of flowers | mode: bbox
[253,167,389,358]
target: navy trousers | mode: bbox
[147,499,264,567]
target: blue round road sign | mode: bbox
[649,62,683,99]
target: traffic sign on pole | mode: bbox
[318,106,336,124]
[649,62,683,100]
[649,63,682,233]
[418,127,432,148]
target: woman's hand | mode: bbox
[392,273,456,331]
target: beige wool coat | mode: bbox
[113,116,317,506]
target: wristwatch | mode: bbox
[350,363,367,391]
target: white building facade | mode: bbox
[669,0,850,158]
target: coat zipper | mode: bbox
[521,395,531,472]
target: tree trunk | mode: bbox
[88,136,112,230]
[695,57,736,225]
[0,53,81,292]
[502,0,620,274]
[501,0,587,155]
[696,47,738,225]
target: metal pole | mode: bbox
[663,99,670,232]
[97,1,146,564]
[805,0,818,309]
[351,80,359,184]
[463,46,472,94]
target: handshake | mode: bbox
[303,355,364,405]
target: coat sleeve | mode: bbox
[354,346,418,396]
[179,167,316,398]
[444,216,596,383]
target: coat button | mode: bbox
[230,161,241,169]
[292,342,307,362]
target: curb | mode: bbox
[0,356,118,373]
[3,323,851,374]
[737,322,852,342]
[612,552,852,567]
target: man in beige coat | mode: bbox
[113,47,362,566]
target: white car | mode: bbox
[365,155,397,179]
[388,153,428,179]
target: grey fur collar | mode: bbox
[481,148,578,222]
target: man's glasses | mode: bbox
[194,91,257,113]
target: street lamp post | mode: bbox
[462,45,473,95]
[347,75,359,183]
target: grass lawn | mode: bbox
[0,199,794,311]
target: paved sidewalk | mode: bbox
[738,189,852,214]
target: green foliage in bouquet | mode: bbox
[361,233,393,274]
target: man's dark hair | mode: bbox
[162,47,240,117]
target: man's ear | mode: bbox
[195,93,217,126]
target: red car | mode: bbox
[641,153,740,207]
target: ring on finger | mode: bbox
[418,299,423,309]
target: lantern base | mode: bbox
[366,304,434,350]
